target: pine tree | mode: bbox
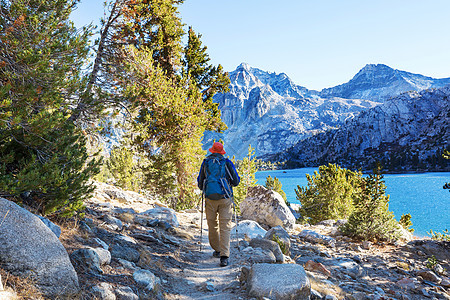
[183,27,229,132]
[119,46,206,207]
[107,145,142,191]
[0,0,100,216]
[113,1,230,208]
[295,164,362,224]
[233,145,257,212]
[342,166,400,242]
[70,0,128,124]
[120,0,185,77]
[264,175,288,205]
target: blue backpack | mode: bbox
[203,156,232,200]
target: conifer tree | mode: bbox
[107,145,142,191]
[184,27,229,132]
[112,0,230,208]
[264,175,288,205]
[70,0,128,124]
[0,0,99,216]
[342,166,400,242]
[120,0,185,77]
[233,145,257,212]
[295,164,362,224]
[120,46,206,208]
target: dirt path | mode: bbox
[165,216,246,300]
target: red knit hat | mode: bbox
[209,142,226,154]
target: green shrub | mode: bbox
[264,175,288,206]
[399,213,414,233]
[107,145,142,191]
[428,229,450,241]
[295,163,363,224]
[0,122,100,217]
[232,145,257,213]
[341,167,400,242]
[426,255,438,269]
[272,234,289,255]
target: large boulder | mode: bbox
[247,263,310,299]
[0,198,79,297]
[240,185,296,229]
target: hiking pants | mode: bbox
[205,197,233,257]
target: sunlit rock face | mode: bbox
[205,63,381,159]
[320,64,450,102]
[271,86,450,171]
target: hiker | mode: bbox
[197,142,240,267]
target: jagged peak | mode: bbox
[355,63,396,76]
[237,62,251,72]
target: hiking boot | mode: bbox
[220,256,229,267]
[213,251,220,258]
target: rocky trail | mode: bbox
[0,181,449,299]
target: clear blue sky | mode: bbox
[71,0,450,91]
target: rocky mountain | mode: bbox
[320,63,450,102]
[268,86,450,172]
[205,63,450,159]
[204,63,380,159]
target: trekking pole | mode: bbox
[200,190,204,252]
[233,196,239,251]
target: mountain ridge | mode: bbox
[266,86,450,171]
[204,63,450,160]
[319,63,450,102]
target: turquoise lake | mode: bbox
[255,168,450,238]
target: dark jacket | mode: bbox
[197,153,240,199]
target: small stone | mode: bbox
[304,260,331,277]
[441,277,450,287]
[91,282,116,300]
[397,277,415,290]
[79,221,92,232]
[94,238,109,250]
[116,258,137,270]
[115,286,138,300]
[417,270,441,283]
[421,288,431,297]
[114,234,137,245]
[133,269,161,292]
[70,248,103,274]
[350,291,366,300]
[434,264,445,275]
[204,280,215,292]
[38,216,62,238]
[362,241,372,250]
[310,289,323,300]
[352,255,362,263]
[375,287,385,295]
[89,247,111,266]
[110,244,140,263]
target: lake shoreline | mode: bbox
[256,168,450,238]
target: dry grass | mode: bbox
[308,275,346,299]
[0,268,43,300]
[115,212,135,223]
